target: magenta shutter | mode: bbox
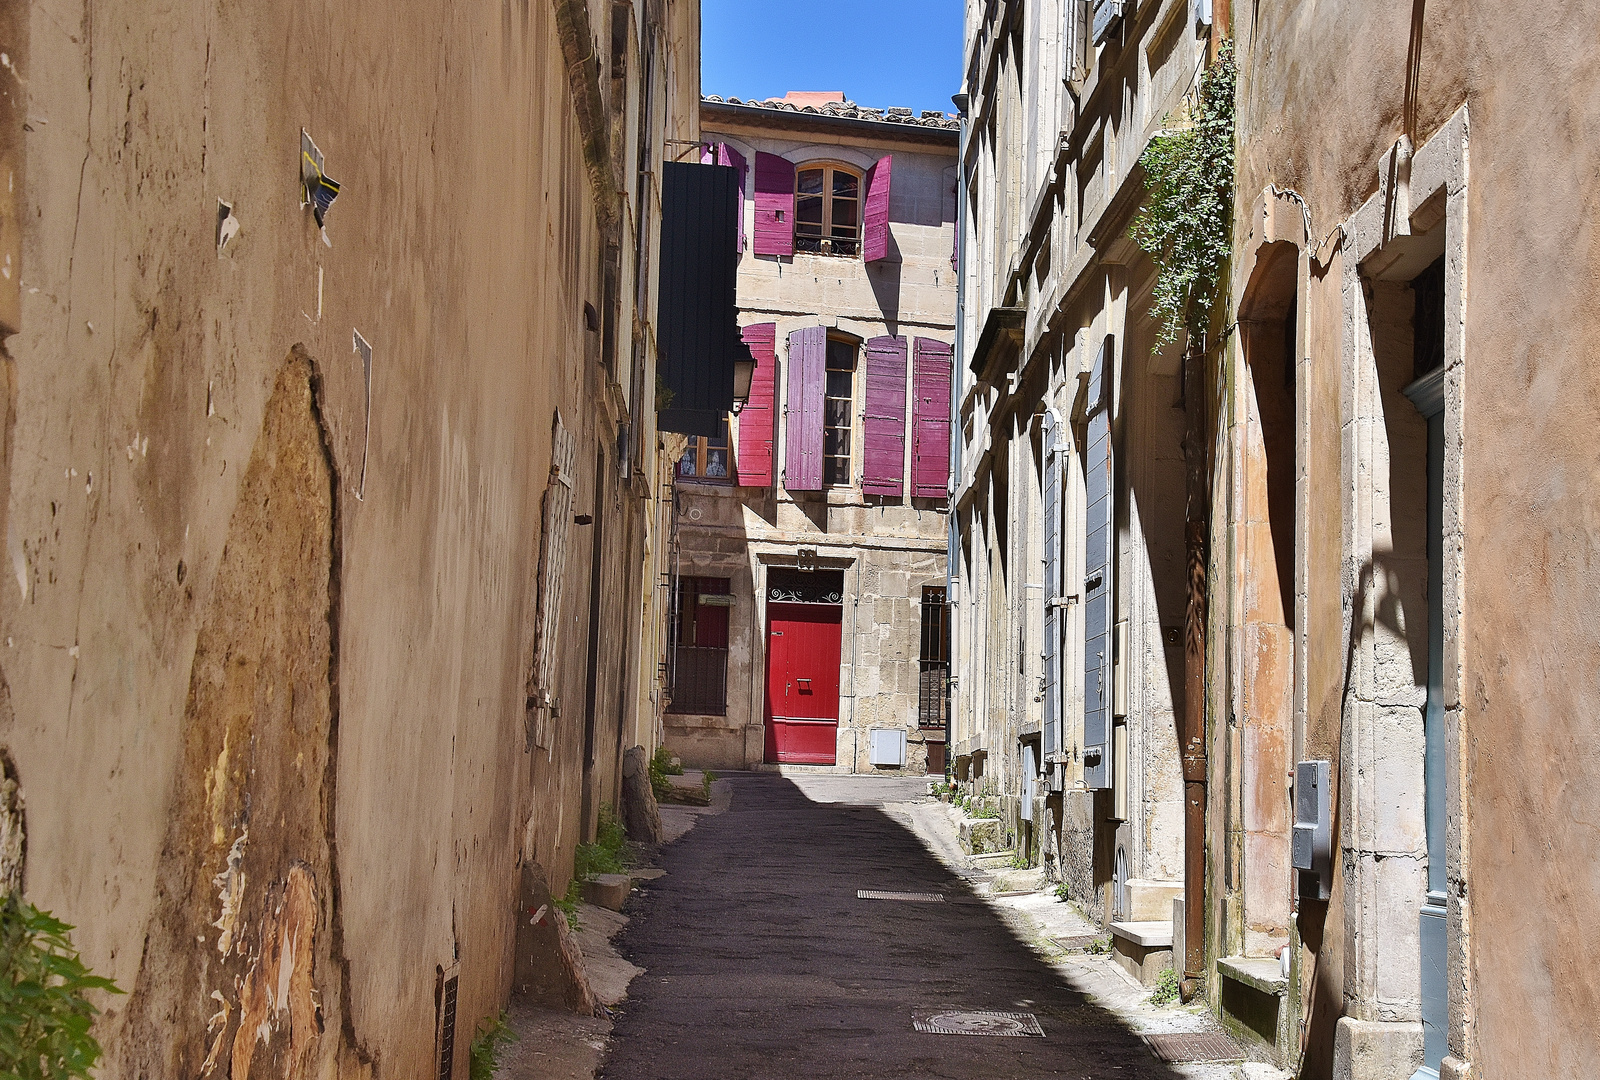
[861,336,909,496]
[911,338,953,498]
[784,326,826,490]
[754,152,796,257]
[862,155,894,263]
[737,322,777,487]
[722,145,748,253]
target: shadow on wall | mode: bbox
[603,773,1190,1079]
[867,243,902,326]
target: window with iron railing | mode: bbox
[669,576,732,715]
[919,586,950,728]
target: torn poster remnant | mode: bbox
[300,130,342,243]
[352,329,372,501]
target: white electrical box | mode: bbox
[869,728,907,768]
[1293,760,1333,900]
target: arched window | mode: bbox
[795,164,861,256]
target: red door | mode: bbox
[764,602,843,764]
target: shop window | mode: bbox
[669,576,731,715]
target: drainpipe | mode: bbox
[949,91,970,768]
[1179,337,1210,997]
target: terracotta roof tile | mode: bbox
[701,94,960,131]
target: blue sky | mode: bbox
[701,0,964,118]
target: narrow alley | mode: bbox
[1,0,1595,1076]
[590,774,1256,1080]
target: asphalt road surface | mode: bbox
[604,772,1184,1079]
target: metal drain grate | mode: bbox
[857,889,945,902]
[1144,1031,1244,1063]
[913,1010,1045,1037]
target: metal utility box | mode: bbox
[869,728,907,768]
[1292,760,1333,900]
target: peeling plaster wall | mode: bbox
[3,0,695,1073]
[1234,2,1600,1075]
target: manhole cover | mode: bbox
[857,890,945,902]
[1144,1031,1244,1063]
[913,1010,1044,1037]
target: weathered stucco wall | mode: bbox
[3,0,697,1072]
[1235,3,1600,1075]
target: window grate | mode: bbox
[669,577,731,715]
[436,973,459,1080]
[919,587,950,728]
[857,889,944,902]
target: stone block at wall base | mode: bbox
[1332,1017,1422,1080]
[620,746,663,844]
[1439,1057,1471,1080]
[958,817,1004,854]
[581,874,631,911]
[1110,921,1174,985]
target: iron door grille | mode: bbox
[669,576,731,715]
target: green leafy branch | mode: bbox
[1129,40,1237,348]
[0,895,123,1080]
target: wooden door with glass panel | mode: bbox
[795,164,861,256]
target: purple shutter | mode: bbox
[754,152,796,257]
[784,326,825,490]
[862,154,894,263]
[737,323,777,487]
[911,338,953,498]
[862,336,909,496]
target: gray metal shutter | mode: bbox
[1042,409,1063,764]
[1083,337,1114,789]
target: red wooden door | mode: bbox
[764,602,843,764]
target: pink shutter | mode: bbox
[754,152,796,257]
[862,336,909,496]
[911,338,953,498]
[784,327,826,490]
[862,155,893,263]
[736,322,777,487]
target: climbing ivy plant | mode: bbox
[0,895,122,1079]
[1129,40,1237,347]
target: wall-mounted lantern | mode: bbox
[730,356,756,415]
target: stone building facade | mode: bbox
[664,95,958,776]
[0,0,701,1074]
[953,0,1202,980]
[957,1,1600,1078]
[1221,4,1600,1078]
